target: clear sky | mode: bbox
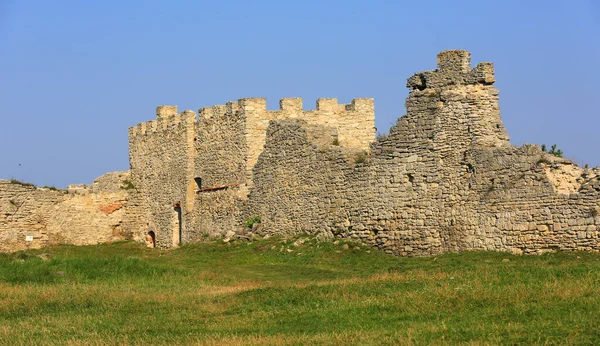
[1,0,599,188]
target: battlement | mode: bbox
[171,97,376,122]
[129,106,197,137]
[234,97,375,176]
[227,97,375,115]
[407,50,496,90]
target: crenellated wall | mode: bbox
[126,96,376,247]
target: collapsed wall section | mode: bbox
[242,50,600,257]
[0,172,129,252]
[243,119,351,235]
[334,50,511,256]
[343,50,600,256]
[468,146,600,254]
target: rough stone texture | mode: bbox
[126,107,197,248]
[3,50,600,256]
[126,97,376,248]
[0,172,130,252]
[239,50,600,256]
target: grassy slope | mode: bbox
[1,237,600,345]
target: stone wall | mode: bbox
[0,172,129,252]
[240,97,376,182]
[4,49,598,257]
[244,119,350,235]
[241,50,600,256]
[126,106,197,248]
[126,97,376,248]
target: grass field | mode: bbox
[1,236,600,345]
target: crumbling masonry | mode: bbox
[2,50,600,255]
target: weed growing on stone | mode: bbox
[376,132,389,141]
[354,150,368,164]
[9,179,35,188]
[120,179,135,190]
[541,143,563,158]
[41,186,58,191]
[245,215,261,228]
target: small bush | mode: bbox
[354,150,369,164]
[9,179,35,188]
[376,132,389,141]
[332,138,340,146]
[332,227,344,236]
[541,144,563,158]
[245,215,261,229]
[41,186,58,191]
[549,144,563,158]
[121,180,135,190]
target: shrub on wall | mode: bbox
[245,215,261,229]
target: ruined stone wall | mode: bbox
[243,119,350,235]
[126,107,197,247]
[8,49,587,256]
[242,50,600,257]
[468,147,600,254]
[126,96,376,247]
[0,172,129,252]
[344,52,599,256]
[0,182,62,252]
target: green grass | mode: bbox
[1,237,600,345]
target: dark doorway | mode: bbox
[146,230,156,248]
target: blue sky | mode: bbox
[1,0,599,188]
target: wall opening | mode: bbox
[172,205,182,247]
[146,231,156,248]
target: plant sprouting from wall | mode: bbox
[354,150,369,164]
[9,179,35,188]
[541,143,563,158]
[245,215,261,229]
[121,180,135,190]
